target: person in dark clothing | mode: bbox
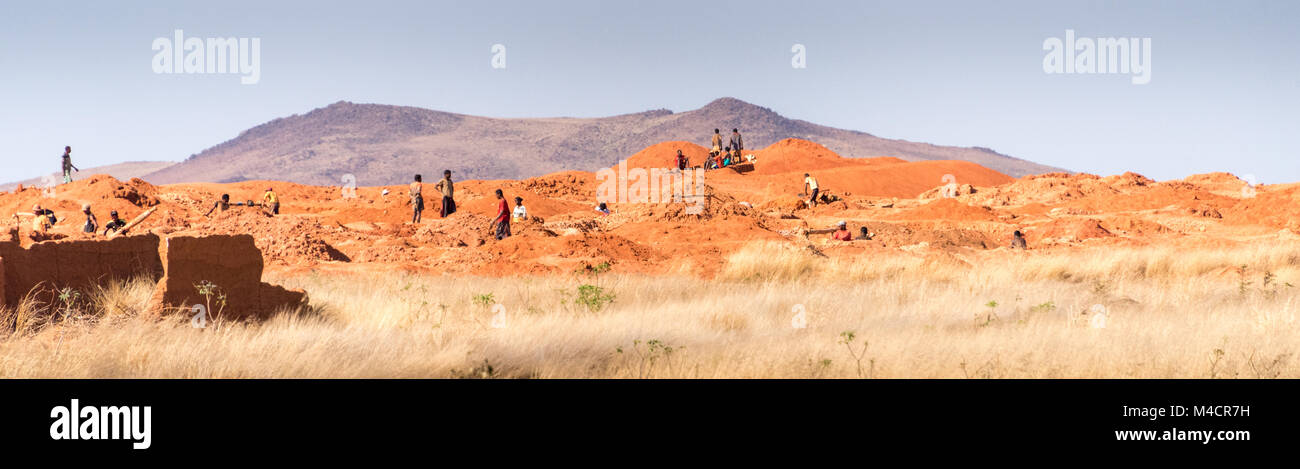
[1011,230,1028,249]
[436,170,456,218]
[61,146,79,184]
[103,210,127,236]
[492,189,510,240]
[676,149,688,171]
[81,204,98,233]
[205,194,232,217]
[730,129,743,156]
[858,226,874,241]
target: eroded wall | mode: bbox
[0,234,304,319]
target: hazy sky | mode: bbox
[2,0,1297,183]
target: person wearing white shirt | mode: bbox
[512,196,528,221]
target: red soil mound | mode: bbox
[622,141,712,170]
[750,138,861,174]
[815,160,1012,199]
[1103,216,1173,235]
[1036,218,1114,241]
[1224,186,1300,229]
[1181,172,1249,193]
[183,211,351,265]
[889,198,999,222]
[519,170,596,199]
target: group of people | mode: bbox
[408,170,527,241]
[408,170,460,223]
[825,220,1026,249]
[706,128,746,170]
[23,203,127,240]
[34,144,1034,250]
[829,221,874,242]
[203,188,281,217]
[668,129,748,171]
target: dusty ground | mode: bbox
[4,137,1295,282]
[3,138,1299,378]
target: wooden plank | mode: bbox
[107,206,158,239]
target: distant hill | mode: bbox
[1,161,176,192]
[143,98,1064,186]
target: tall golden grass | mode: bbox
[1,242,1297,378]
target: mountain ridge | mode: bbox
[142,98,1065,186]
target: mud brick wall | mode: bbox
[147,234,306,320]
[0,235,163,306]
[0,234,304,320]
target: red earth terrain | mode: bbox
[3,138,1294,281]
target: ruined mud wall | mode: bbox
[0,234,305,320]
[0,235,163,306]
[147,234,306,320]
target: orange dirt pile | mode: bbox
[889,198,1000,223]
[623,141,713,170]
[0,138,1291,279]
[1035,218,1114,242]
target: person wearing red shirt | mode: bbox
[493,189,511,240]
[832,221,852,241]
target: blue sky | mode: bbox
[2,0,1297,183]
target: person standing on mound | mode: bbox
[61,146,79,184]
[804,173,819,207]
[710,129,723,158]
[262,187,280,216]
[81,204,98,234]
[436,170,456,217]
[492,189,511,240]
[410,174,424,223]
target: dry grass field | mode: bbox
[2,242,1297,379]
